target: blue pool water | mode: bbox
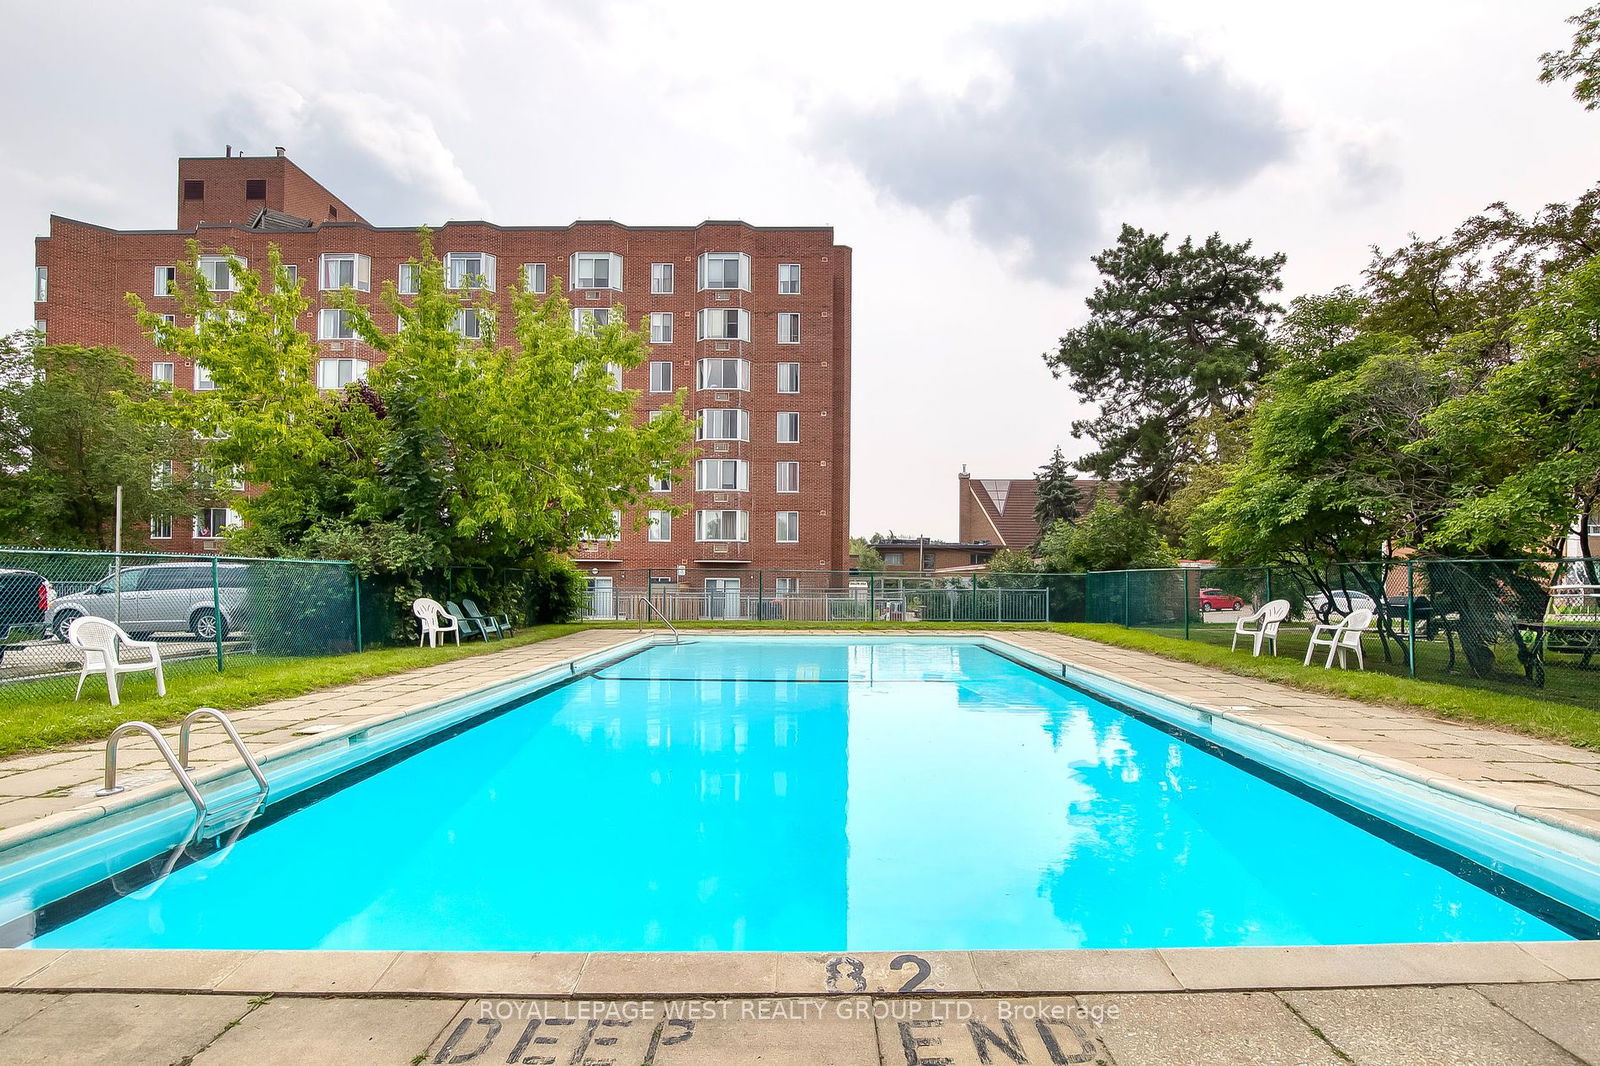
[27,639,1574,950]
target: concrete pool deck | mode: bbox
[0,626,1599,1063]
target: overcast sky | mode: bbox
[2,1,1595,539]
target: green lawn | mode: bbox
[0,625,588,759]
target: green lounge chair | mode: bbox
[446,601,495,642]
[462,598,512,636]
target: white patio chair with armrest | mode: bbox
[1231,599,1291,657]
[412,598,460,648]
[1304,607,1376,670]
[68,616,165,707]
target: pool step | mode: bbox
[95,708,270,825]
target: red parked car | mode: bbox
[1198,588,1245,612]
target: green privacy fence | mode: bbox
[1082,558,1600,710]
[0,547,359,705]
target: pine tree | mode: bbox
[1034,446,1082,530]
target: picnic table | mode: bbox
[1513,582,1600,687]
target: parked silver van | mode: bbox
[44,562,250,641]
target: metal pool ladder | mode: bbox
[642,595,681,644]
[97,708,269,822]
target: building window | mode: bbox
[776,461,799,493]
[776,511,799,543]
[697,408,750,442]
[152,459,174,488]
[580,511,622,543]
[154,266,177,296]
[648,510,672,542]
[696,509,749,542]
[774,577,797,596]
[778,313,801,344]
[196,255,241,292]
[34,267,46,303]
[149,515,173,540]
[317,357,368,390]
[650,312,674,344]
[777,362,800,393]
[696,458,749,491]
[282,263,299,290]
[698,252,750,291]
[649,473,673,493]
[194,507,239,539]
[523,263,547,294]
[445,252,496,290]
[649,361,673,393]
[571,307,611,335]
[779,263,801,294]
[454,308,488,339]
[194,364,216,391]
[696,307,749,341]
[882,551,903,566]
[245,178,267,200]
[151,362,174,385]
[398,263,420,295]
[183,180,205,200]
[572,252,622,290]
[777,412,800,443]
[696,357,750,391]
[320,253,371,292]
[318,308,356,340]
[651,262,674,294]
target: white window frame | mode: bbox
[649,472,673,493]
[319,253,371,292]
[695,509,749,543]
[34,267,46,303]
[777,313,801,344]
[317,308,356,340]
[776,461,800,493]
[697,252,751,291]
[651,262,674,294]
[695,458,749,491]
[883,551,904,566]
[149,515,173,540]
[398,263,421,295]
[153,266,177,296]
[151,362,175,386]
[194,364,216,391]
[151,459,173,488]
[777,362,800,394]
[454,308,488,340]
[776,511,800,543]
[696,408,750,442]
[778,263,801,294]
[648,510,672,542]
[571,252,623,291]
[445,252,496,291]
[282,263,299,290]
[696,307,750,341]
[777,411,800,443]
[523,262,548,294]
[196,255,243,292]
[650,312,674,344]
[194,507,240,538]
[696,357,750,391]
[572,307,611,335]
[649,361,673,393]
[317,357,369,390]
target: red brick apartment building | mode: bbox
[32,152,853,584]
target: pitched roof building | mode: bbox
[957,470,1114,551]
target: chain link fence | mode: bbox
[0,548,358,706]
[1083,558,1600,710]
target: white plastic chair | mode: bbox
[68,616,166,707]
[412,597,460,647]
[1304,607,1376,670]
[1231,599,1291,657]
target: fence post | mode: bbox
[1406,559,1416,679]
[353,568,364,654]
[1123,570,1131,628]
[758,570,765,620]
[1183,569,1191,641]
[1265,567,1272,605]
[869,572,877,622]
[212,556,224,672]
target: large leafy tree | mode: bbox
[1541,4,1600,110]
[1038,499,1176,573]
[1032,446,1082,532]
[0,332,193,549]
[1044,224,1286,510]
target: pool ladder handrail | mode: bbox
[642,595,681,645]
[95,708,268,816]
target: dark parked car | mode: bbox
[0,570,55,658]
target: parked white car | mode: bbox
[44,562,250,641]
[1304,589,1378,620]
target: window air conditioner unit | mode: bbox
[713,544,729,554]
[715,392,730,401]
[329,342,345,351]
[714,493,729,504]
[714,292,730,302]
[715,342,731,352]
[585,291,600,301]
[714,442,730,453]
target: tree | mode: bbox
[850,537,885,571]
[0,332,193,549]
[1540,4,1600,110]
[1033,446,1081,532]
[1038,500,1177,573]
[1044,225,1285,510]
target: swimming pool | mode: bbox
[12,637,1600,950]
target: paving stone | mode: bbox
[1475,981,1600,1063]
[1079,990,1342,1065]
[195,995,463,1065]
[1519,940,1600,980]
[970,949,1179,993]
[0,992,252,1065]
[873,997,1111,1066]
[19,948,250,991]
[216,950,400,993]
[773,950,980,995]
[576,951,778,995]
[0,950,63,987]
[0,993,60,1036]
[1282,985,1585,1065]
[1159,942,1562,990]
[372,951,586,995]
